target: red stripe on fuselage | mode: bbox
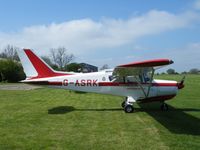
[48,81,63,86]
[98,82,178,87]
[23,81,62,86]
[26,81,178,88]
[46,81,178,87]
[152,83,177,87]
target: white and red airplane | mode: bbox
[17,49,184,113]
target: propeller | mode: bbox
[177,76,185,89]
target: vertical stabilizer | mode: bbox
[17,49,71,79]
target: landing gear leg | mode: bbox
[121,101,126,108]
[160,102,169,111]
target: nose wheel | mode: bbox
[121,97,135,113]
[124,104,134,113]
[160,102,169,111]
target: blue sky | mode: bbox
[0,0,192,31]
[0,0,200,72]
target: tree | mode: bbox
[181,71,188,75]
[189,68,199,74]
[41,56,52,66]
[50,47,74,70]
[41,56,59,70]
[0,44,19,61]
[100,64,109,70]
[0,59,25,82]
[167,68,175,74]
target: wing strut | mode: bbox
[146,69,155,97]
[133,68,155,99]
[133,77,148,98]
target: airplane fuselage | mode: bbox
[25,70,179,103]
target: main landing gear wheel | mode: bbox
[124,105,134,113]
[160,103,169,111]
[121,101,126,108]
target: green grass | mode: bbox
[0,75,200,149]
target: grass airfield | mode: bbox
[0,75,199,149]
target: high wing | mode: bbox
[113,59,174,98]
[117,59,173,68]
[113,59,173,76]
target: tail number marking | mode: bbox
[63,79,98,86]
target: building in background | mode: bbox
[80,63,98,73]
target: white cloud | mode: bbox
[0,10,199,56]
[194,0,200,10]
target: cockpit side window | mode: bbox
[109,68,153,83]
[109,75,115,81]
[141,71,152,83]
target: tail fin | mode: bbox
[177,76,185,89]
[17,49,71,79]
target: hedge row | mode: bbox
[0,59,25,82]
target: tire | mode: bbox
[161,103,169,111]
[121,101,126,108]
[124,105,134,113]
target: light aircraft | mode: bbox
[17,49,184,113]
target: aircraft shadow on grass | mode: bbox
[48,106,122,114]
[138,103,200,136]
[48,104,200,136]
